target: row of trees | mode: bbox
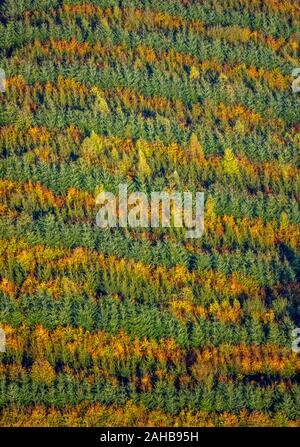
[0,402,298,427]
[0,372,298,417]
[1,323,298,376]
[1,5,296,74]
[0,293,296,346]
[1,0,298,38]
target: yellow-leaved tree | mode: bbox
[188,133,204,161]
[190,66,200,80]
[31,359,56,385]
[223,148,240,176]
[91,86,110,114]
[80,131,104,164]
[137,140,151,180]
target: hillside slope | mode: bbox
[0,0,299,426]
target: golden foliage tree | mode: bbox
[188,133,204,160]
[223,147,240,176]
[31,359,56,385]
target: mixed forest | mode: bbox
[0,0,299,426]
